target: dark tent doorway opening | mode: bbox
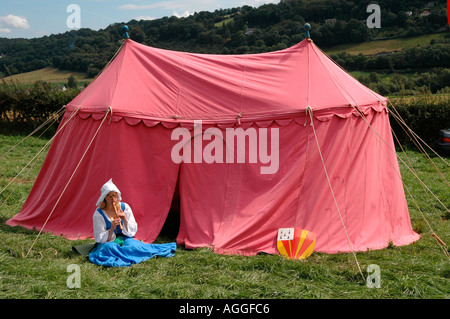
[158,173,181,241]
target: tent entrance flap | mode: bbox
[158,170,181,240]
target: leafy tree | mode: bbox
[67,75,77,89]
[0,0,448,78]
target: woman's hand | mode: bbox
[117,211,127,222]
[117,211,129,231]
[107,218,121,241]
[111,217,122,228]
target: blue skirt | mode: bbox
[89,237,176,267]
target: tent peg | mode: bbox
[123,25,130,39]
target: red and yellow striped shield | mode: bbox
[277,228,316,260]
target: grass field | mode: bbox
[0,131,448,301]
[1,67,94,85]
[214,15,235,27]
[324,32,449,56]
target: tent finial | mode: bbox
[122,25,130,39]
[304,23,311,41]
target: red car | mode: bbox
[436,128,450,155]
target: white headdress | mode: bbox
[96,178,122,207]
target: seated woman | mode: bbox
[89,179,176,267]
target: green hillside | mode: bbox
[3,31,449,85]
[325,32,450,56]
[0,0,448,79]
[1,0,449,97]
[1,67,93,85]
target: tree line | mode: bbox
[0,0,448,78]
[1,77,448,148]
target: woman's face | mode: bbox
[105,192,118,206]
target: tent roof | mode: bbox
[67,39,387,124]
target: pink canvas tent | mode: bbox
[7,38,419,255]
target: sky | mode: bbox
[0,0,280,39]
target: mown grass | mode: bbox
[1,67,94,86]
[0,133,448,300]
[324,32,449,56]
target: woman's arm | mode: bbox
[93,211,116,243]
[120,203,138,237]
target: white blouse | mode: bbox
[92,202,138,243]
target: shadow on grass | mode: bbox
[0,214,184,262]
[0,215,93,260]
[0,215,40,236]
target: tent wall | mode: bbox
[177,109,419,255]
[7,108,419,255]
[7,115,180,243]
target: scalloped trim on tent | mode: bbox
[64,101,387,130]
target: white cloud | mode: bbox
[172,10,190,18]
[135,16,157,21]
[239,0,279,6]
[0,28,11,33]
[118,1,280,19]
[0,14,30,29]
[119,3,162,10]
[118,0,216,11]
